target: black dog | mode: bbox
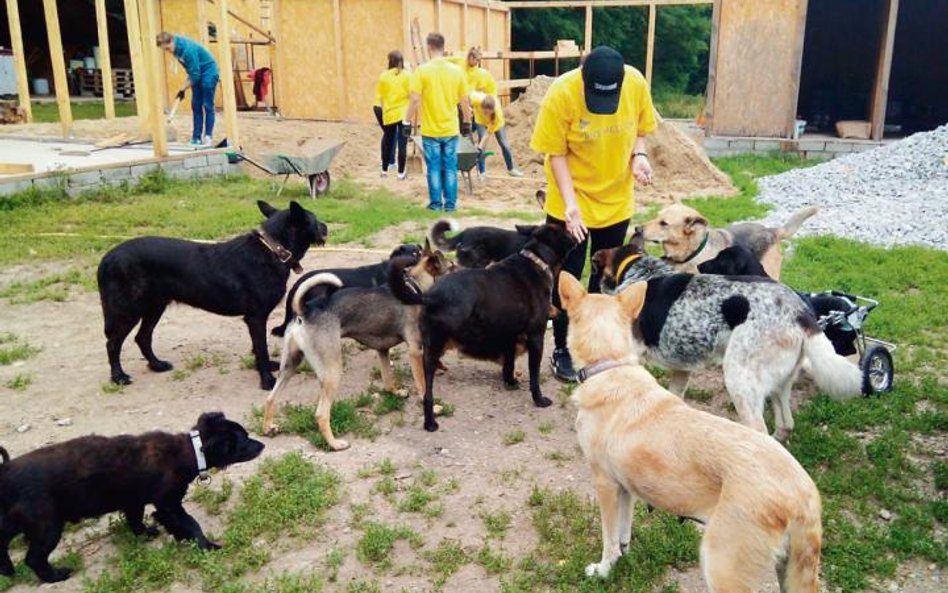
[98,200,327,389]
[697,245,771,278]
[429,219,539,268]
[271,242,423,338]
[0,412,263,583]
[391,224,576,431]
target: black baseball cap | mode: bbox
[582,46,625,115]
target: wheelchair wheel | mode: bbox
[861,345,893,395]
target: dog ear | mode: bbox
[557,271,585,311]
[257,200,278,218]
[423,237,432,255]
[535,189,546,209]
[515,224,537,235]
[196,411,227,433]
[683,216,708,235]
[617,281,647,319]
[288,201,306,217]
[629,227,646,252]
[591,248,615,278]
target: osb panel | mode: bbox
[412,0,437,43]
[711,0,807,137]
[487,9,507,81]
[160,0,201,111]
[272,0,340,119]
[440,3,464,51]
[342,0,403,122]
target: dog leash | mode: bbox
[254,230,303,273]
[576,359,636,383]
[519,249,553,282]
[189,430,211,484]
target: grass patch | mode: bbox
[249,400,379,451]
[653,91,704,120]
[684,388,714,403]
[0,333,40,365]
[475,542,513,575]
[0,550,82,591]
[189,478,234,516]
[502,430,527,446]
[4,373,32,391]
[356,522,422,568]
[0,268,95,304]
[30,100,137,123]
[424,539,470,586]
[537,420,555,434]
[325,547,346,583]
[481,509,513,540]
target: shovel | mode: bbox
[167,87,187,124]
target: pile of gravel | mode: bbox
[756,124,948,249]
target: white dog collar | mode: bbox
[189,430,208,473]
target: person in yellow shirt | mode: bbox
[530,45,658,382]
[449,47,498,95]
[470,91,522,178]
[375,50,411,179]
[404,33,472,212]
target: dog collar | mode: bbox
[665,231,709,265]
[189,430,208,475]
[519,249,552,281]
[614,254,642,283]
[254,230,303,273]
[577,359,636,383]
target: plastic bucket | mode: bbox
[92,46,101,68]
[33,78,50,95]
[84,56,97,69]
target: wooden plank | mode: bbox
[505,0,710,8]
[703,0,721,134]
[42,0,72,137]
[141,0,168,156]
[123,0,151,135]
[485,5,491,49]
[869,0,898,141]
[332,0,345,119]
[403,0,412,62]
[207,0,276,43]
[436,0,443,31]
[217,0,240,145]
[584,5,593,51]
[0,163,34,175]
[4,0,31,122]
[786,0,809,137]
[645,2,655,84]
[461,0,468,49]
[442,0,508,11]
[95,0,116,118]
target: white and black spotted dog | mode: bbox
[591,229,862,441]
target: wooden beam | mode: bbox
[95,0,116,119]
[584,5,593,52]
[141,0,167,156]
[206,0,276,43]
[703,0,721,135]
[42,0,72,137]
[4,0,31,123]
[217,0,240,146]
[332,0,346,120]
[123,0,150,136]
[197,0,209,45]
[505,0,710,8]
[786,0,809,137]
[870,0,899,141]
[442,0,508,11]
[485,5,491,50]
[645,1,655,85]
[436,0,443,31]
[505,9,511,82]
[402,0,412,63]
[461,1,469,50]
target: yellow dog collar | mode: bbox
[615,254,642,282]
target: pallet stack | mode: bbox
[77,68,135,98]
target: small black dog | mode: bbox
[98,200,327,389]
[429,219,539,268]
[0,412,264,583]
[271,242,423,337]
[391,224,576,431]
[697,244,771,278]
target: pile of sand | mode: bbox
[503,76,737,202]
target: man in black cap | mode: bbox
[530,45,658,382]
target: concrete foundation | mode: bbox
[702,134,887,159]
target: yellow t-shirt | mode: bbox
[447,57,497,95]
[470,91,505,133]
[375,68,410,125]
[530,66,658,228]
[409,57,468,138]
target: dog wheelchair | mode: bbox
[798,291,895,395]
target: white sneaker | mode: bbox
[380,170,388,178]
[397,172,407,180]
[509,168,524,178]
[203,135,213,146]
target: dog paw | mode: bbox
[533,395,553,408]
[144,526,161,539]
[584,562,612,578]
[329,438,351,451]
[263,423,281,437]
[259,374,277,391]
[267,361,280,372]
[148,360,174,373]
[41,567,73,583]
[424,419,440,432]
[432,404,444,416]
[200,540,222,551]
[111,372,133,385]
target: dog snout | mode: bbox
[315,222,329,245]
[238,439,266,462]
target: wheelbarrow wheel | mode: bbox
[308,171,331,198]
[861,344,894,395]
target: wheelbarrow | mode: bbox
[457,135,486,195]
[237,139,345,199]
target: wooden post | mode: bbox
[645,1,656,85]
[870,0,898,141]
[197,0,209,45]
[584,5,593,51]
[505,9,511,82]
[141,0,168,156]
[123,0,150,135]
[332,0,346,119]
[703,0,721,135]
[436,0,443,32]
[217,0,240,145]
[42,0,72,136]
[485,5,491,50]
[461,0,468,50]
[95,0,116,119]
[4,0,31,122]
[402,0,412,63]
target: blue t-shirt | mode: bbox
[173,35,219,85]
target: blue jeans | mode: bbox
[474,123,516,173]
[422,135,459,210]
[191,77,218,141]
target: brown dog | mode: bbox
[559,271,822,593]
[641,202,818,279]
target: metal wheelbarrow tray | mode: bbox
[238,139,345,199]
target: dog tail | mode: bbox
[779,494,822,593]
[291,273,343,317]
[429,219,460,251]
[777,206,819,240]
[802,330,862,400]
[387,256,425,306]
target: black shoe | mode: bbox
[550,348,577,383]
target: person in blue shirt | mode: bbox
[157,32,220,145]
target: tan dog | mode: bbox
[262,250,451,450]
[559,271,823,592]
[641,203,818,279]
